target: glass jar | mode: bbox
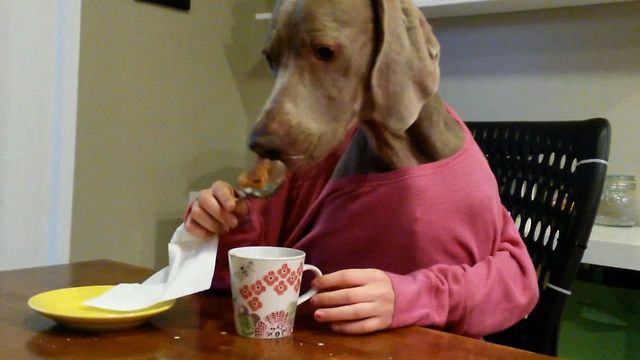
[595,175,638,227]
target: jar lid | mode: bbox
[605,175,637,182]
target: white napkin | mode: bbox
[84,224,218,311]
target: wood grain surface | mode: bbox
[0,260,555,359]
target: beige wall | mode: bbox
[429,2,640,178]
[71,0,275,269]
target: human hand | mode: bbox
[184,181,249,238]
[310,269,395,334]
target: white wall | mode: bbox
[430,2,640,178]
[0,0,81,270]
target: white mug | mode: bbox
[228,246,322,339]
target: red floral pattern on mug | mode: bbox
[274,280,288,295]
[251,280,266,295]
[296,262,303,276]
[263,271,278,286]
[254,310,293,338]
[294,278,301,292]
[248,297,263,311]
[277,264,291,279]
[239,285,252,300]
[286,272,298,286]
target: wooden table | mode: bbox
[1,260,554,359]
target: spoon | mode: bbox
[235,159,287,198]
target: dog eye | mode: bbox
[262,50,277,72]
[313,45,335,62]
[264,54,275,68]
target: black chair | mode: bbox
[466,119,611,356]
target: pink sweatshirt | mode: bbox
[196,106,538,338]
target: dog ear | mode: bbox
[366,0,441,133]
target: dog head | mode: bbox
[250,0,441,171]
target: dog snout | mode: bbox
[249,106,292,160]
[249,132,284,160]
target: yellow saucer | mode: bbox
[28,285,175,331]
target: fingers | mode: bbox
[310,269,394,334]
[184,216,214,238]
[234,198,249,219]
[314,302,377,323]
[184,181,246,238]
[312,269,386,291]
[190,201,228,234]
[311,285,379,308]
[210,181,248,220]
[211,181,237,212]
[199,190,238,230]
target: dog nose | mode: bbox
[249,134,283,160]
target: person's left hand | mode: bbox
[310,269,395,334]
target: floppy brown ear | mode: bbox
[367,0,441,133]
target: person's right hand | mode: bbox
[184,181,249,238]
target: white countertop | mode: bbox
[583,225,640,271]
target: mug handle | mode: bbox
[297,264,322,305]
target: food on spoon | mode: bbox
[237,158,287,197]
[238,158,272,191]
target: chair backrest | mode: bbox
[466,119,611,356]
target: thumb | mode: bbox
[233,198,249,219]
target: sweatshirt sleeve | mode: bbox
[386,207,539,338]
